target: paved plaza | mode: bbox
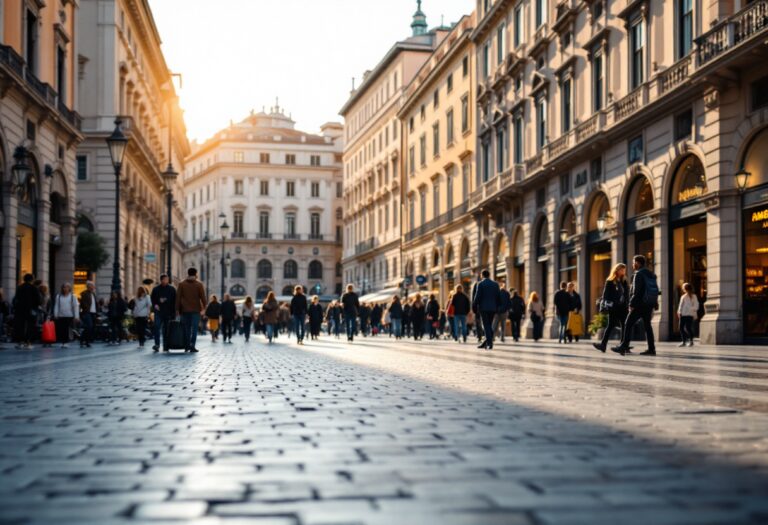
[0,335,767,525]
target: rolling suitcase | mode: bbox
[164,319,187,351]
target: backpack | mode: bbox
[642,272,660,307]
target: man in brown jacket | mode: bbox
[176,267,207,352]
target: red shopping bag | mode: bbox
[41,320,56,344]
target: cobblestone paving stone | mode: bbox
[0,336,767,525]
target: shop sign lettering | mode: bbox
[678,186,704,203]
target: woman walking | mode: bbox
[132,287,152,348]
[107,291,127,345]
[677,282,700,347]
[593,263,629,353]
[308,296,324,340]
[241,296,256,343]
[411,294,425,341]
[388,295,403,339]
[262,291,279,344]
[53,283,79,348]
[205,295,222,342]
[426,294,440,340]
[528,292,544,342]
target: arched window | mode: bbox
[627,176,654,218]
[420,255,428,273]
[257,259,272,279]
[460,239,471,268]
[536,218,549,257]
[229,284,246,297]
[284,259,298,279]
[480,240,490,269]
[230,258,246,279]
[432,248,440,268]
[445,243,454,265]
[308,260,323,279]
[76,216,94,234]
[587,193,610,232]
[672,155,707,205]
[256,286,271,300]
[560,205,576,239]
[282,285,294,296]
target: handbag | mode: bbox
[567,312,584,337]
[41,320,56,344]
[599,299,614,313]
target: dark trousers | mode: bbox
[14,315,36,344]
[531,315,544,341]
[680,315,694,343]
[599,310,626,350]
[480,311,495,347]
[55,317,73,343]
[222,318,234,341]
[293,315,305,341]
[510,315,522,340]
[80,313,95,346]
[181,312,200,350]
[345,317,357,340]
[109,317,123,343]
[154,315,170,347]
[241,318,252,341]
[619,307,655,351]
[134,317,148,345]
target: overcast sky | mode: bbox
[148,0,472,142]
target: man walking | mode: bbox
[341,284,360,342]
[554,282,571,344]
[151,274,176,352]
[79,281,98,348]
[612,255,658,356]
[220,294,236,343]
[175,268,207,353]
[509,289,526,342]
[13,273,41,349]
[493,284,512,342]
[472,270,501,350]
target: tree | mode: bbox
[75,232,110,274]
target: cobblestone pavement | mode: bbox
[1,335,767,525]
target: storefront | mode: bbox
[558,205,577,286]
[511,227,525,296]
[459,239,472,290]
[668,155,708,339]
[494,235,507,285]
[585,193,612,323]
[535,218,549,306]
[741,127,768,341]
[624,175,656,271]
[16,170,39,284]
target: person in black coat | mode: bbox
[388,296,404,339]
[370,304,382,335]
[107,291,128,345]
[410,295,426,340]
[150,274,176,352]
[509,290,526,342]
[426,294,440,339]
[220,294,237,343]
[341,284,360,341]
[359,304,370,336]
[13,273,42,348]
[553,282,571,344]
[450,285,471,343]
[471,270,501,350]
[594,264,629,353]
[566,282,583,342]
[308,296,324,340]
[402,302,412,337]
[290,286,308,344]
[613,255,657,356]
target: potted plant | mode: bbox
[588,312,608,340]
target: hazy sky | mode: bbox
[149,0,472,142]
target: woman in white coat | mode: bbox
[677,282,700,347]
[53,283,79,348]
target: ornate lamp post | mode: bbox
[202,232,210,293]
[11,146,30,192]
[735,169,751,193]
[597,211,613,234]
[219,213,229,298]
[559,228,569,244]
[162,163,178,280]
[106,119,129,293]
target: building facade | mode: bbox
[467,0,768,343]
[340,4,450,298]
[399,14,477,305]
[182,105,344,301]
[76,0,189,297]
[0,0,82,295]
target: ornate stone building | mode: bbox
[0,0,82,295]
[76,0,189,297]
[182,105,344,301]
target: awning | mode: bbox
[358,287,401,304]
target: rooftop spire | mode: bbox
[411,0,427,36]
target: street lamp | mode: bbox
[202,232,210,294]
[106,118,129,293]
[597,211,613,234]
[11,145,30,192]
[559,228,569,243]
[162,163,178,280]
[735,168,751,193]
[219,214,230,297]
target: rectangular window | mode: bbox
[514,6,523,48]
[514,115,523,164]
[336,181,342,198]
[234,151,244,163]
[311,213,321,238]
[420,192,426,225]
[536,97,548,148]
[310,155,321,166]
[393,120,398,139]
[420,104,426,121]
[259,212,270,236]
[462,55,469,77]
[482,139,491,182]
[560,173,570,196]
[260,152,270,163]
[496,127,506,173]
[233,211,244,235]
[285,154,296,165]
[536,187,546,208]
[462,163,470,201]
[311,181,320,197]
[630,16,645,89]
[234,179,244,195]
[752,75,768,111]
[483,42,490,78]
[461,95,469,133]
[677,0,693,59]
[285,213,296,236]
[409,146,416,175]
[536,0,546,28]
[446,170,453,210]
[562,77,572,132]
[25,8,38,73]
[592,50,604,112]
[286,181,295,197]
[409,199,415,229]
[56,45,66,100]
[497,24,505,65]
[260,180,269,196]
[76,155,87,181]
[446,108,454,145]
[628,135,644,164]
[447,73,454,93]
[433,89,439,108]
[590,157,602,182]
[433,184,440,218]
[432,122,440,157]
[419,134,427,166]
[674,109,693,141]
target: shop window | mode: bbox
[672,155,707,205]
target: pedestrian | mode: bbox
[150,274,176,352]
[528,292,544,341]
[612,254,658,356]
[388,295,403,339]
[79,281,98,348]
[221,294,237,343]
[241,296,255,342]
[472,269,502,350]
[37,284,52,334]
[0,288,9,342]
[290,286,308,344]
[262,291,279,343]
[52,283,79,348]
[592,263,629,353]
[341,284,360,342]
[411,294,426,341]
[308,296,324,340]
[175,267,207,353]
[278,303,290,337]
[131,286,152,348]
[445,292,456,340]
[107,290,127,344]
[509,289,525,342]
[370,303,382,336]
[403,300,412,337]
[205,295,221,342]
[493,284,512,342]
[451,284,470,343]
[677,282,700,347]
[566,282,583,342]
[325,300,341,338]
[554,282,571,344]
[426,293,440,339]
[359,303,370,337]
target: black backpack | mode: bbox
[642,272,660,307]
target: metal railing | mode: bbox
[696,0,768,65]
[404,201,470,242]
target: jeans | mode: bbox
[242,318,252,341]
[345,316,357,340]
[510,315,522,340]
[80,313,95,346]
[453,315,467,341]
[293,315,305,341]
[679,315,694,343]
[480,311,495,347]
[181,312,200,350]
[619,307,655,352]
[134,317,148,345]
[599,311,626,349]
[557,314,569,342]
[493,312,508,341]
[266,323,275,342]
[391,318,402,338]
[153,315,170,348]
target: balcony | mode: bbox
[658,55,692,95]
[525,151,544,174]
[547,134,570,159]
[613,84,648,122]
[231,232,246,239]
[575,112,601,143]
[255,233,273,240]
[404,202,470,243]
[355,237,377,255]
[308,234,325,241]
[696,0,768,66]
[283,233,301,240]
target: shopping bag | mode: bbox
[41,320,56,344]
[164,319,187,350]
[567,312,584,337]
